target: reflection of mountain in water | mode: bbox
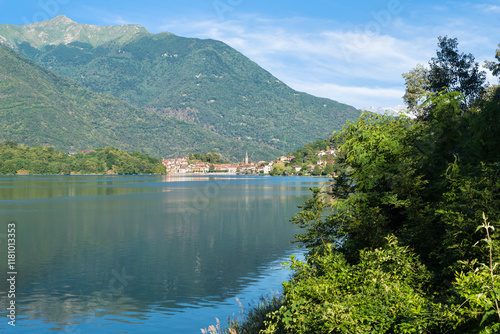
[0,176,322,328]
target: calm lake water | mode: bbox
[0,175,328,333]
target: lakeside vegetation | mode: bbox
[0,141,166,175]
[205,37,500,333]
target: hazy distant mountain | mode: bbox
[362,105,415,118]
[0,16,362,159]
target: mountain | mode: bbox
[0,44,281,160]
[361,105,415,118]
[0,15,148,49]
[0,16,362,159]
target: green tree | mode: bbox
[1,160,17,174]
[402,63,430,115]
[428,36,487,108]
[4,140,18,149]
[204,152,221,163]
[403,37,488,115]
[322,163,334,176]
[283,166,293,175]
[311,166,322,176]
[0,142,165,175]
[189,153,201,160]
[485,43,500,77]
[270,163,285,176]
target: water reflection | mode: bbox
[0,175,327,332]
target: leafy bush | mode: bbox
[262,236,457,333]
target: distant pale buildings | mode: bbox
[162,156,190,173]
[162,155,257,174]
[317,149,338,157]
[277,155,294,163]
[162,151,335,175]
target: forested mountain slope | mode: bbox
[0,44,280,160]
[0,16,362,155]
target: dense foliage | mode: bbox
[403,36,488,114]
[188,152,226,163]
[255,40,500,333]
[427,36,487,108]
[260,106,500,332]
[485,43,500,77]
[292,136,339,163]
[267,97,500,331]
[0,141,166,175]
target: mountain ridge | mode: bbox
[0,43,281,160]
[0,16,362,160]
[0,15,150,49]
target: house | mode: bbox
[239,166,256,174]
[214,164,237,174]
[256,165,272,174]
[318,149,338,157]
[190,163,209,173]
[163,156,191,173]
[80,150,95,154]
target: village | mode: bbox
[162,149,339,175]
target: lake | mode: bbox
[0,175,328,333]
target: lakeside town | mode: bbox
[162,149,339,175]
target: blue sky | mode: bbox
[0,0,498,108]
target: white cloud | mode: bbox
[158,10,497,109]
[102,15,131,26]
[76,6,137,26]
[474,3,500,13]
[287,81,405,110]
